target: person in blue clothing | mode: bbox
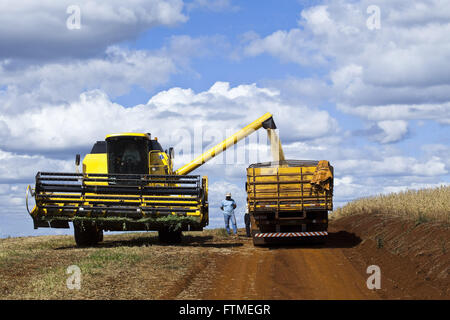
[220,192,238,236]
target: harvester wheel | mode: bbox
[97,229,104,243]
[74,222,103,247]
[158,228,182,244]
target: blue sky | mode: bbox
[0,0,449,238]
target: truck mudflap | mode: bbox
[254,231,328,238]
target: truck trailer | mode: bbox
[246,159,333,245]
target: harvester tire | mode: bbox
[158,228,182,244]
[97,229,104,243]
[74,222,103,247]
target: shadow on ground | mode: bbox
[53,231,358,251]
[55,234,244,250]
[264,231,362,250]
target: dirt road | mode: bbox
[177,214,449,300]
[200,246,378,299]
[174,230,380,300]
[1,215,446,299]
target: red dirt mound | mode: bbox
[331,213,449,299]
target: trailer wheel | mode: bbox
[251,229,267,246]
[74,222,102,247]
[158,228,182,244]
[252,235,266,246]
[311,235,328,244]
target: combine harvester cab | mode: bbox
[247,160,333,246]
[27,113,278,246]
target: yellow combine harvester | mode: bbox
[27,113,278,246]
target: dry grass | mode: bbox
[0,228,242,300]
[332,185,450,225]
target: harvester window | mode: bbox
[107,137,149,175]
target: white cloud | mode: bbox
[0,34,233,117]
[0,82,338,154]
[242,0,450,131]
[0,47,177,113]
[335,156,447,177]
[0,150,72,183]
[158,34,231,69]
[332,170,450,205]
[146,81,339,144]
[263,76,332,106]
[374,120,409,144]
[209,180,243,203]
[0,0,187,60]
[338,102,450,125]
[244,29,326,65]
[299,5,337,35]
[421,144,450,169]
[382,182,450,194]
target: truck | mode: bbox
[246,159,333,245]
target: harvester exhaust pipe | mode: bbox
[75,154,81,174]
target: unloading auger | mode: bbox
[26,113,280,246]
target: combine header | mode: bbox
[27,113,278,246]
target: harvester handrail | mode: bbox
[37,172,199,179]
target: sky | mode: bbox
[0,0,449,238]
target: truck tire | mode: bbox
[251,228,267,246]
[252,235,266,246]
[74,222,102,247]
[311,235,328,244]
[158,228,182,244]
